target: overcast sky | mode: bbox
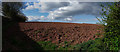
[22,1,114,24]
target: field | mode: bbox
[3,22,104,50]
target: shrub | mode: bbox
[97,2,120,50]
[73,38,104,51]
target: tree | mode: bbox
[2,2,27,22]
[97,2,120,50]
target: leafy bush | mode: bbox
[73,38,104,51]
[78,2,120,51]
[98,2,120,50]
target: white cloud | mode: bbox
[25,2,30,6]
[23,2,41,10]
[27,16,46,21]
[64,18,72,21]
[23,2,69,11]
[33,2,41,9]
[25,5,34,10]
[40,16,45,20]
[24,2,104,22]
[47,2,101,20]
[40,2,69,12]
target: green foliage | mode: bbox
[37,41,58,50]
[73,38,104,51]
[97,2,120,50]
[37,41,74,50]
[96,33,101,35]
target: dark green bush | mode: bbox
[97,2,120,50]
[77,2,120,51]
[72,2,120,51]
[74,2,120,49]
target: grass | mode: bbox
[73,38,104,51]
[37,41,58,50]
[37,38,105,50]
[37,41,75,50]
[96,33,101,35]
[10,36,105,50]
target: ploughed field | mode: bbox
[19,22,103,45]
[3,22,104,50]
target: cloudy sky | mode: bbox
[22,1,108,24]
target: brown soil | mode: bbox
[20,22,103,45]
[3,22,104,50]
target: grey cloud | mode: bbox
[62,3,101,16]
[47,2,102,20]
[40,2,70,12]
[25,2,112,22]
